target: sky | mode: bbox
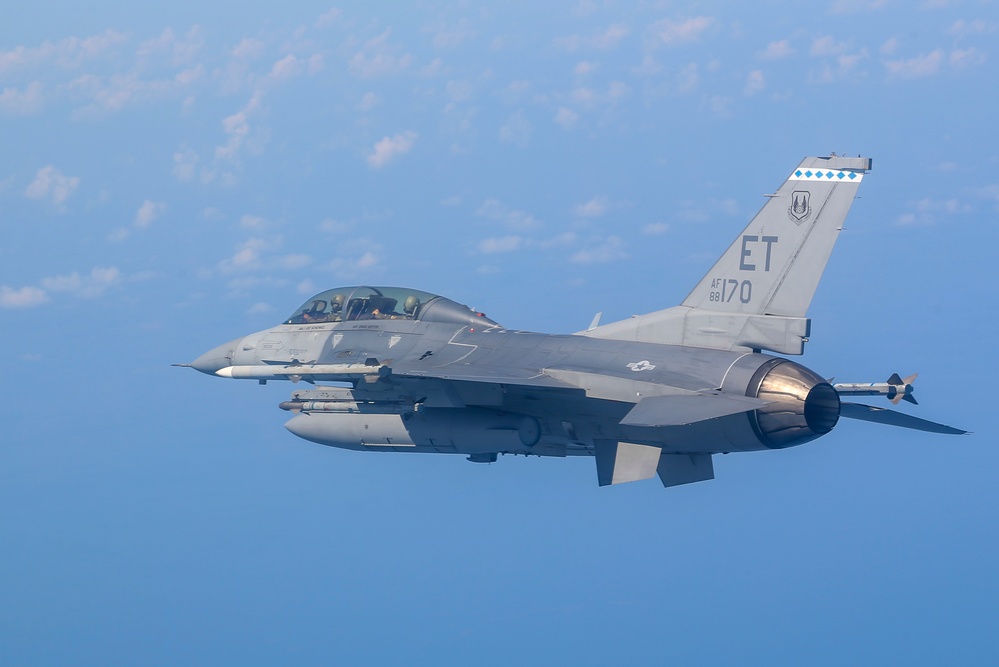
[2,1,998,664]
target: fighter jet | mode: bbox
[181,155,966,488]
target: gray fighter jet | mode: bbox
[181,155,966,488]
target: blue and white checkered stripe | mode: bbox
[790,168,864,182]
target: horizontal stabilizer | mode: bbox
[621,393,770,427]
[839,402,967,435]
[658,453,715,488]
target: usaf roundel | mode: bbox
[788,190,811,224]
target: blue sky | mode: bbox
[2,1,998,664]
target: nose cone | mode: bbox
[190,337,242,375]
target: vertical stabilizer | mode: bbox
[584,155,872,353]
[682,156,871,318]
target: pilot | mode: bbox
[403,295,420,318]
[329,294,345,320]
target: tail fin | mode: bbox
[583,156,872,355]
[682,155,872,317]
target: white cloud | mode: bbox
[744,69,765,95]
[326,249,383,277]
[202,207,224,221]
[137,26,204,66]
[1,267,124,307]
[246,302,272,315]
[642,222,671,235]
[216,91,263,160]
[575,197,608,218]
[571,81,630,108]
[240,214,268,229]
[445,79,474,103]
[759,40,793,60]
[810,49,869,83]
[66,50,205,116]
[499,110,533,147]
[950,48,986,69]
[539,232,577,248]
[556,24,629,52]
[307,54,325,75]
[367,131,417,168]
[421,58,445,78]
[429,19,476,49]
[648,17,714,46]
[279,254,313,270]
[499,79,531,104]
[318,218,355,233]
[315,8,343,29]
[554,107,579,128]
[949,19,992,37]
[811,36,850,57]
[231,38,265,60]
[475,199,542,231]
[677,62,699,93]
[348,30,413,78]
[709,95,733,117]
[880,38,899,56]
[593,24,630,50]
[173,148,199,182]
[358,92,379,111]
[0,285,48,308]
[895,197,972,225]
[0,81,43,115]
[356,252,378,268]
[216,238,272,274]
[831,0,888,13]
[175,65,204,86]
[108,227,131,242]
[570,236,628,264]
[41,267,121,297]
[885,49,943,78]
[634,54,665,76]
[135,200,166,228]
[478,236,523,254]
[25,165,79,207]
[0,29,126,73]
[268,54,302,81]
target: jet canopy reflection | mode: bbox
[284,285,500,327]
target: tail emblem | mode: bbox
[788,190,812,224]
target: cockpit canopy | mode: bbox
[284,286,500,328]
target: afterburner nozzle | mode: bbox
[749,359,841,449]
